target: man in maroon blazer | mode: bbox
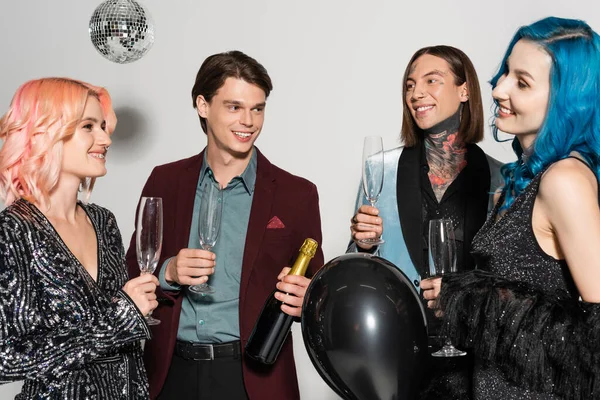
[126,51,324,399]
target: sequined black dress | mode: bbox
[0,199,151,399]
[439,167,600,400]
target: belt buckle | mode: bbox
[206,345,214,360]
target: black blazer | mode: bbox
[395,143,491,279]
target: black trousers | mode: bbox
[157,352,249,400]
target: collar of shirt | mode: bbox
[198,147,257,194]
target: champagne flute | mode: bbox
[359,135,385,246]
[136,197,163,326]
[428,218,466,357]
[189,182,222,294]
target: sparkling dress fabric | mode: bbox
[0,199,151,399]
[443,167,583,400]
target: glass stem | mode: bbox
[140,270,153,317]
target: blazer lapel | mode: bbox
[239,149,275,312]
[396,145,425,277]
[175,152,204,250]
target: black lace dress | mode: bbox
[439,166,600,400]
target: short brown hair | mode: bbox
[400,45,484,147]
[191,51,273,133]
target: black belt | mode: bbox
[175,340,241,361]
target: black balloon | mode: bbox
[302,253,428,400]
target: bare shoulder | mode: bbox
[539,158,598,204]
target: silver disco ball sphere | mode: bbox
[89,0,155,64]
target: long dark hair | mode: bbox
[400,45,484,147]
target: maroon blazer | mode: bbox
[126,148,324,399]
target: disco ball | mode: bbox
[89,0,155,64]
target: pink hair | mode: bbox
[0,78,117,206]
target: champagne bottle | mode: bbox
[245,238,319,364]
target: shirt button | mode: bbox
[413,279,420,287]
[199,319,205,326]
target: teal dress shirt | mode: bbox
[159,150,256,343]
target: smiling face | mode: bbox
[492,39,552,148]
[405,54,469,130]
[61,96,112,183]
[196,77,266,160]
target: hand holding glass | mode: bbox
[189,183,222,294]
[428,218,466,357]
[359,136,385,246]
[136,197,163,326]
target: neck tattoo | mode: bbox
[423,109,467,202]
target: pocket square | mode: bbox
[266,216,285,229]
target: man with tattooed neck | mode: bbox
[348,46,494,399]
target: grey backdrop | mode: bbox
[1,0,598,398]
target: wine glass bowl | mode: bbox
[427,219,457,278]
[136,196,163,326]
[358,136,385,246]
[189,182,222,295]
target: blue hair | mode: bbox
[490,17,600,210]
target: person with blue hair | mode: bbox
[422,16,600,399]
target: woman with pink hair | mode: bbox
[0,77,158,399]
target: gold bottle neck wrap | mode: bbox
[288,238,318,276]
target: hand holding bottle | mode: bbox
[245,238,319,364]
[351,204,384,249]
[274,267,311,317]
